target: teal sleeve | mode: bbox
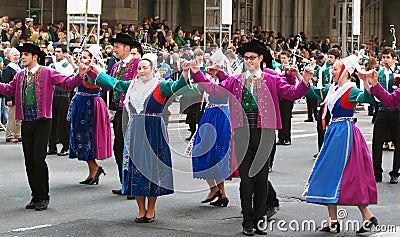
[349,87,376,104]
[305,86,330,100]
[96,72,131,94]
[159,74,190,97]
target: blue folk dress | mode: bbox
[95,71,188,197]
[68,76,112,161]
[305,84,378,205]
[191,95,231,180]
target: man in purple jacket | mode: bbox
[0,43,87,211]
[107,33,142,198]
[190,40,313,236]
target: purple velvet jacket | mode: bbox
[0,66,83,120]
[109,58,139,108]
[191,68,310,129]
[370,83,400,108]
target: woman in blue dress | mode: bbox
[304,55,378,233]
[88,53,188,223]
[67,45,111,185]
[188,67,231,207]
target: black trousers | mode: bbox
[113,109,124,184]
[278,99,293,142]
[265,181,279,209]
[185,103,202,133]
[306,98,318,121]
[22,119,52,201]
[372,110,400,178]
[268,137,277,169]
[48,96,70,151]
[316,107,331,151]
[234,127,275,228]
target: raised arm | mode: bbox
[92,71,131,94]
[187,60,232,98]
[349,87,376,104]
[0,72,18,97]
[370,83,400,108]
[51,62,87,90]
[276,66,313,100]
[305,86,330,100]
[160,73,190,97]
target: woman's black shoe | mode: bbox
[89,166,106,185]
[143,214,155,223]
[201,189,222,203]
[319,221,340,233]
[79,178,93,184]
[135,216,145,223]
[356,216,378,233]
[210,197,229,207]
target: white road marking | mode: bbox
[10,224,52,232]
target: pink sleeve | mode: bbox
[370,83,400,108]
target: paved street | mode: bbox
[0,102,399,237]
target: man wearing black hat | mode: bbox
[190,40,313,235]
[0,43,88,211]
[107,33,142,198]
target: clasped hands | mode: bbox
[356,70,382,87]
[285,65,314,85]
[180,59,203,74]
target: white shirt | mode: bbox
[121,54,134,67]
[245,68,262,93]
[50,59,74,76]
[384,65,396,90]
[27,64,40,75]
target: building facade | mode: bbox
[0,0,399,45]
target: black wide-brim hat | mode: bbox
[237,40,269,57]
[110,33,143,55]
[237,40,273,69]
[17,43,46,58]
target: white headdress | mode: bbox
[141,53,158,69]
[338,54,361,81]
[87,44,103,61]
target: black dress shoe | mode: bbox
[34,200,49,211]
[283,140,291,146]
[210,197,229,207]
[46,150,57,155]
[112,189,123,195]
[254,228,267,235]
[390,175,398,184]
[57,150,68,156]
[357,216,378,233]
[201,189,222,203]
[276,140,285,145]
[319,221,340,233]
[26,200,38,209]
[79,178,93,184]
[313,153,318,158]
[242,227,254,236]
[266,206,279,220]
[127,195,135,200]
[304,119,314,122]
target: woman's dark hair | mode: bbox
[140,58,153,68]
